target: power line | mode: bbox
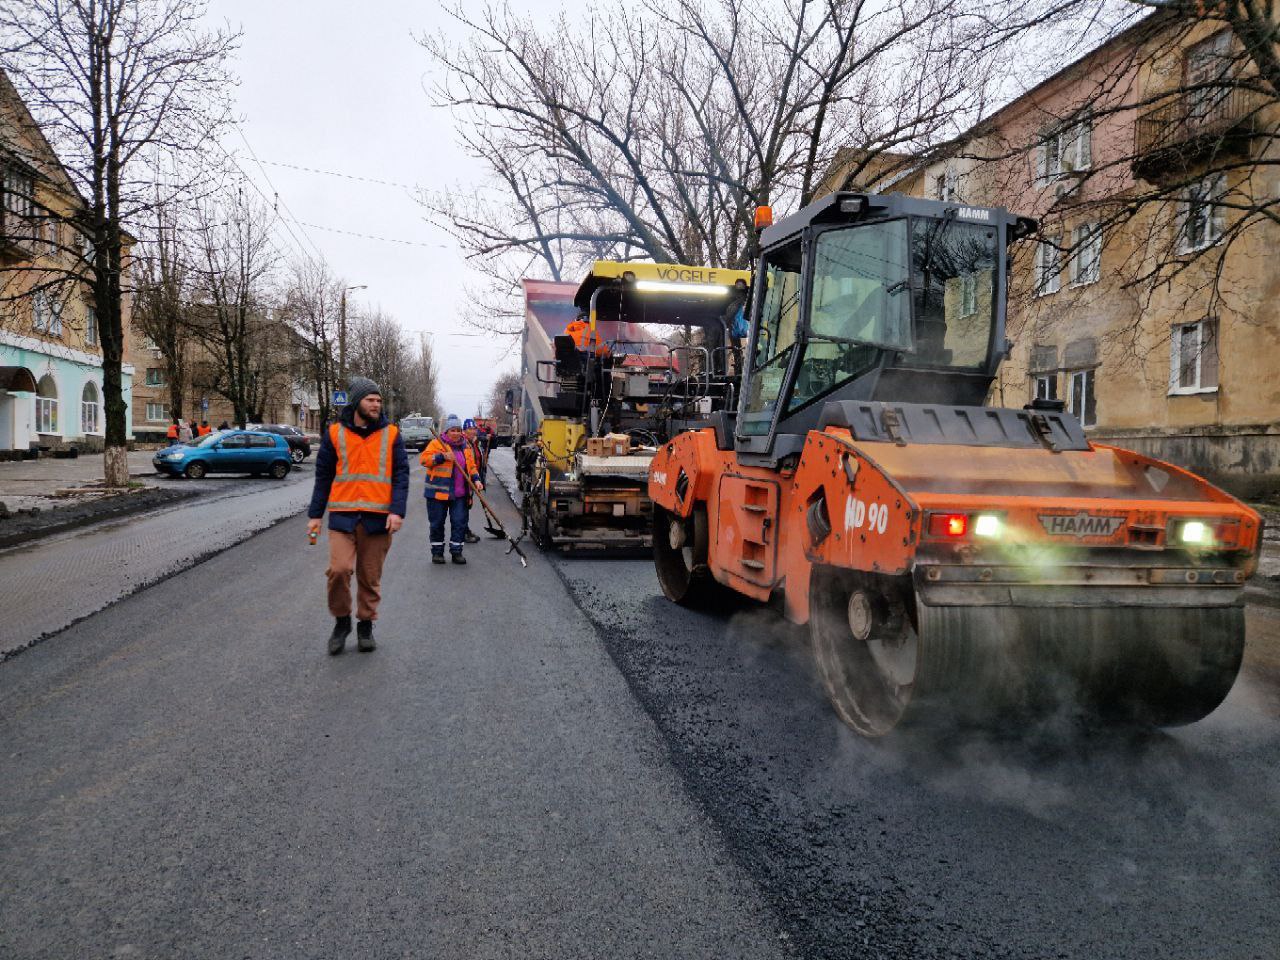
[253,158,423,193]
[231,122,328,264]
[280,215,453,250]
[212,137,322,267]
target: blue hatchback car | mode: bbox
[153,430,293,480]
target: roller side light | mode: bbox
[1171,517,1238,547]
[928,513,968,538]
[974,514,1002,538]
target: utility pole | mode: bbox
[338,284,367,388]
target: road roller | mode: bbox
[647,191,1262,736]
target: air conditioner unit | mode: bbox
[1053,179,1080,203]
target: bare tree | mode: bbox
[0,0,238,484]
[399,333,442,423]
[186,189,280,426]
[347,308,410,420]
[281,256,342,425]
[485,369,520,431]
[422,0,998,335]
[132,196,191,420]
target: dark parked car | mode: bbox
[249,423,312,463]
[153,430,292,480]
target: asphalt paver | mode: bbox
[0,464,789,960]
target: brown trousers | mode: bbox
[326,524,393,621]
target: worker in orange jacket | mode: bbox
[420,414,481,565]
[307,378,409,654]
[564,316,610,357]
[166,419,179,445]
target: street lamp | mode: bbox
[338,284,367,389]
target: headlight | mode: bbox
[974,514,1002,538]
[165,452,185,461]
[1175,519,1211,545]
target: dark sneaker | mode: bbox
[328,615,352,655]
[464,531,481,544]
[432,554,446,565]
[357,620,376,652]
[451,553,467,565]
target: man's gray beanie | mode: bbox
[347,377,381,407]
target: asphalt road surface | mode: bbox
[1,452,1277,959]
[0,465,314,658]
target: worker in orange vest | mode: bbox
[420,414,482,564]
[197,420,212,437]
[307,377,409,655]
[166,419,179,445]
[564,316,610,357]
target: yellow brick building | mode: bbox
[0,68,134,455]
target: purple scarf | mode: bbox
[446,434,468,498]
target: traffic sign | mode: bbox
[200,397,209,411]
[332,390,348,406]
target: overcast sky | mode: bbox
[209,0,562,417]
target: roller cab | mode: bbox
[648,192,1262,736]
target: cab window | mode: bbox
[741,240,802,436]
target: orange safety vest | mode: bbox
[328,422,399,513]
[565,319,609,357]
[166,424,179,440]
[420,437,479,501]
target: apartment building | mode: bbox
[825,14,1279,496]
[0,69,134,455]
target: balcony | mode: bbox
[1132,86,1267,182]
[0,207,36,264]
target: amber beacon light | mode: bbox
[753,205,773,229]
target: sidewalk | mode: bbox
[0,450,191,547]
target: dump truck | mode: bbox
[647,191,1262,735]
[514,262,751,549]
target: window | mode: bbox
[36,375,58,434]
[933,166,959,202]
[33,292,62,337]
[145,402,169,422]
[1070,223,1102,285]
[1037,118,1092,182]
[249,434,276,448]
[741,241,803,435]
[220,434,248,449]
[1180,174,1226,252]
[1186,30,1233,123]
[2,165,34,222]
[959,273,978,317]
[81,382,100,434]
[145,367,166,387]
[85,305,98,347]
[1170,319,1219,393]
[1033,374,1058,401]
[1067,369,1096,427]
[1036,237,1062,295]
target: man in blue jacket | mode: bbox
[307,378,409,654]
